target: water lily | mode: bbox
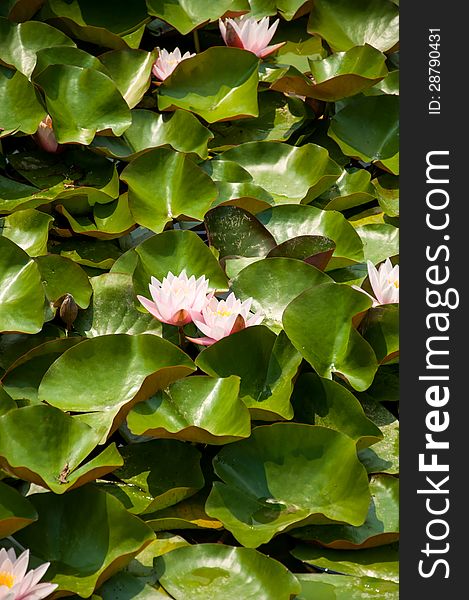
[0,548,57,600]
[152,48,195,81]
[353,259,399,307]
[187,292,264,346]
[219,15,285,58]
[137,269,211,327]
[34,115,59,153]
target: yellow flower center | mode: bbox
[388,278,399,289]
[217,309,232,317]
[0,571,15,588]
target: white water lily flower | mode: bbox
[34,115,59,153]
[187,292,264,346]
[137,269,212,327]
[0,548,57,600]
[353,259,399,307]
[219,15,285,58]
[152,47,195,81]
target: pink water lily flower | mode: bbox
[353,259,399,307]
[219,15,285,58]
[137,269,212,327]
[0,548,57,600]
[34,115,59,153]
[152,48,195,81]
[187,292,264,346]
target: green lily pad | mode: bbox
[50,238,122,269]
[158,47,259,123]
[291,474,399,549]
[99,572,171,599]
[133,230,228,297]
[206,423,371,547]
[308,0,399,52]
[291,373,382,449]
[0,17,75,77]
[205,206,276,259]
[0,237,45,334]
[36,64,131,144]
[358,398,399,475]
[0,385,16,415]
[0,481,37,538]
[307,45,387,101]
[209,91,312,150]
[211,181,274,213]
[33,45,104,77]
[258,204,364,267]
[266,236,336,271]
[361,305,399,363]
[196,327,302,420]
[92,109,213,160]
[16,486,154,597]
[144,491,223,531]
[1,337,80,403]
[155,544,301,599]
[0,209,53,256]
[146,0,249,34]
[38,334,195,439]
[362,364,399,403]
[296,573,399,599]
[99,49,154,108]
[0,404,123,493]
[57,195,135,239]
[127,375,251,444]
[35,254,92,309]
[292,543,399,582]
[272,28,326,72]
[0,323,66,372]
[232,257,331,332]
[372,175,399,217]
[356,224,399,263]
[121,148,216,233]
[41,0,150,49]
[0,65,45,134]
[329,95,399,163]
[223,141,341,203]
[0,0,45,22]
[283,283,378,390]
[317,170,376,212]
[75,272,162,337]
[109,439,204,514]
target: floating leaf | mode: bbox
[317,169,376,212]
[291,474,399,549]
[127,375,251,444]
[144,491,223,531]
[35,254,92,309]
[50,238,122,269]
[291,373,382,449]
[361,304,399,363]
[356,224,399,263]
[307,45,387,101]
[158,48,259,123]
[99,49,154,108]
[0,237,45,334]
[0,0,46,22]
[372,174,399,217]
[258,204,364,267]
[358,399,399,475]
[133,230,228,297]
[205,206,276,259]
[308,0,399,52]
[36,64,132,144]
[0,481,37,538]
[75,272,162,337]
[0,209,53,256]
[266,236,336,271]
[329,95,399,163]
[16,486,154,597]
[283,283,378,390]
[146,0,249,34]
[232,257,331,331]
[33,45,104,77]
[38,334,195,439]
[121,148,217,233]
[41,0,150,49]
[155,544,301,599]
[292,543,399,582]
[223,141,341,203]
[0,65,45,134]
[206,423,371,547]
[296,573,399,599]
[92,109,213,160]
[196,327,302,420]
[110,439,204,513]
[0,17,75,77]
